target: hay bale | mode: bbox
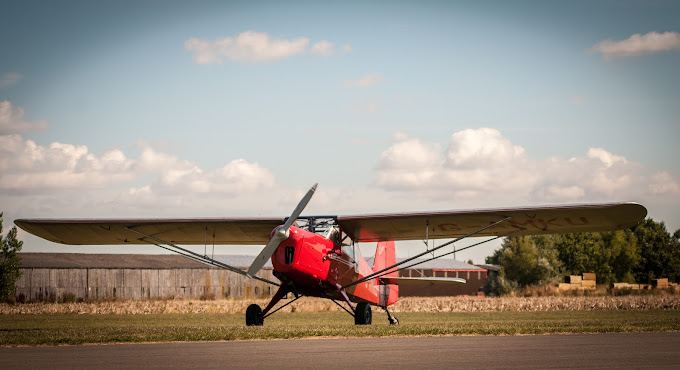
[582,273,596,281]
[612,283,635,289]
[653,278,669,288]
[558,283,572,291]
[565,275,582,284]
[582,280,596,289]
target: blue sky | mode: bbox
[1,1,679,263]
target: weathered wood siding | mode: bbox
[15,268,277,301]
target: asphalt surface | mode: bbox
[2,332,679,369]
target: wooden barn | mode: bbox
[15,253,487,301]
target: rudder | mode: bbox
[373,241,399,306]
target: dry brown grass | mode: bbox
[2,294,679,315]
[391,295,680,312]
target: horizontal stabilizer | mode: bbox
[381,277,466,285]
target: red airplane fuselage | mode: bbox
[270,226,398,307]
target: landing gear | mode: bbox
[246,304,263,326]
[384,307,399,325]
[354,302,372,325]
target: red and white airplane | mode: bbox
[15,184,647,325]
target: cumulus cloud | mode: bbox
[185,31,343,64]
[343,74,386,87]
[0,101,49,134]
[375,128,680,206]
[649,172,680,195]
[0,73,22,88]
[590,31,680,60]
[310,40,335,56]
[445,128,525,169]
[0,135,275,199]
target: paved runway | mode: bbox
[2,332,679,369]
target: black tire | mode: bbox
[246,304,263,326]
[354,302,372,325]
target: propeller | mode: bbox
[246,183,318,277]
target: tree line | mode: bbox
[1,212,23,302]
[485,218,680,295]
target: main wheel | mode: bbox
[246,304,263,326]
[354,302,372,325]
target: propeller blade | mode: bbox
[282,183,317,230]
[247,229,288,277]
[246,183,318,277]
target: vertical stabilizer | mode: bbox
[373,241,399,306]
[373,241,397,276]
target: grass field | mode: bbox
[2,310,679,346]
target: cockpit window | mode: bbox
[341,243,354,260]
[340,231,354,260]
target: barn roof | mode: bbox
[399,258,482,270]
[18,253,478,270]
[18,253,207,269]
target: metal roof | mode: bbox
[18,253,207,269]
[18,253,476,270]
[397,258,482,270]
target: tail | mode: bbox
[373,241,397,276]
[373,241,399,306]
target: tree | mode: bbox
[555,232,603,277]
[487,235,561,290]
[555,231,638,284]
[633,219,680,283]
[0,212,23,302]
[602,230,638,283]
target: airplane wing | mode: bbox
[337,202,646,242]
[15,202,646,246]
[380,277,466,285]
[14,218,283,245]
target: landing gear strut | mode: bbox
[246,284,296,326]
[384,307,399,325]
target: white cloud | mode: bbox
[0,101,49,134]
[379,138,441,170]
[310,40,335,56]
[0,73,22,88]
[343,74,386,87]
[375,128,680,206]
[185,31,346,64]
[342,44,352,53]
[590,31,680,60]
[445,128,526,169]
[649,172,680,195]
[0,135,275,200]
[185,31,309,64]
[587,147,627,168]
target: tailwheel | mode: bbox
[384,307,399,325]
[354,302,372,325]
[246,304,263,326]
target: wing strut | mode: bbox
[124,227,280,286]
[368,232,521,284]
[342,216,511,289]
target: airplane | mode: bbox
[15,183,647,326]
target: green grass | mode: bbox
[1,310,679,346]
